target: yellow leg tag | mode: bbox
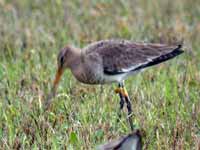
[115,87,123,94]
[122,88,129,97]
[115,87,129,97]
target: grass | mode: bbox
[0,0,200,149]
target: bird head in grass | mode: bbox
[53,45,80,90]
[44,46,75,109]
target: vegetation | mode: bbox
[0,0,199,149]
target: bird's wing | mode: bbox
[85,40,183,75]
[97,137,124,150]
[97,130,142,150]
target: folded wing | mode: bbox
[86,40,183,75]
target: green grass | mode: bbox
[0,0,200,149]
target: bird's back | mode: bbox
[82,39,183,77]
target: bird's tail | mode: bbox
[134,44,184,71]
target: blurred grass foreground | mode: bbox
[0,0,200,149]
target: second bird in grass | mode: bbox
[49,39,184,130]
[97,130,142,150]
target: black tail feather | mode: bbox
[133,45,184,71]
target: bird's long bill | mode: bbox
[53,67,64,91]
[44,67,64,110]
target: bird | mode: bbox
[97,129,142,150]
[48,39,184,130]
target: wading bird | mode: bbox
[48,39,183,130]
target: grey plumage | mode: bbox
[49,39,184,131]
[83,40,183,76]
[97,130,142,150]
[52,39,184,85]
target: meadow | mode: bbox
[0,0,200,149]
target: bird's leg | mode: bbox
[120,82,134,131]
[115,83,125,119]
[124,92,134,131]
[116,83,125,110]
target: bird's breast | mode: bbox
[70,63,103,84]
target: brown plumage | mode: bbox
[84,40,182,76]
[54,39,183,86]
[48,39,184,130]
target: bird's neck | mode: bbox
[68,48,82,69]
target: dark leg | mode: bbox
[115,82,134,130]
[118,83,125,111]
[121,83,134,131]
[115,83,125,120]
[124,93,134,131]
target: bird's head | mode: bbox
[53,45,74,90]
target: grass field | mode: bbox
[0,0,200,149]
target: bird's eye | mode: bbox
[60,56,64,67]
